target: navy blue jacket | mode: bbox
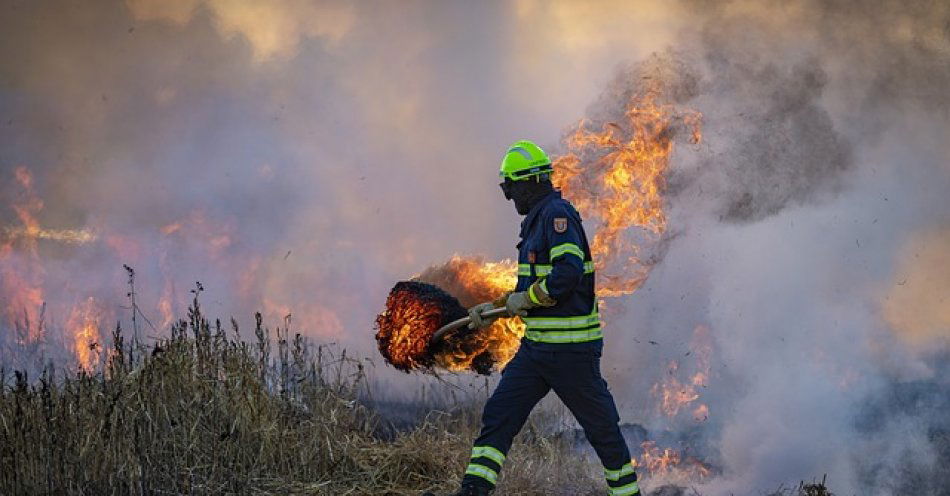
[515,190,602,351]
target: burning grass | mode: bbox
[374,280,467,373]
[0,290,851,495]
[374,280,517,375]
[0,292,603,495]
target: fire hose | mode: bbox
[429,307,511,346]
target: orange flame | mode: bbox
[554,84,702,297]
[633,440,712,481]
[407,82,702,372]
[66,297,102,371]
[415,256,524,371]
[2,167,47,343]
[651,325,713,419]
[375,282,451,372]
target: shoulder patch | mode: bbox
[553,217,568,233]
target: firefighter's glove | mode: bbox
[467,302,499,330]
[506,281,556,317]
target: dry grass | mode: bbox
[0,283,850,496]
[0,293,603,495]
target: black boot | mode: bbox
[421,483,493,496]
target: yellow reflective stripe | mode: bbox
[465,463,498,484]
[604,463,635,481]
[524,327,603,343]
[528,284,541,304]
[471,446,506,465]
[532,261,594,276]
[550,243,584,261]
[609,481,640,495]
[517,264,531,276]
[522,309,600,329]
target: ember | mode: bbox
[374,281,500,375]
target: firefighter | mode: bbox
[426,141,639,496]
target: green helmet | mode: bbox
[499,140,552,181]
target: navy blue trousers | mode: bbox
[461,341,638,494]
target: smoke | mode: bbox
[882,225,950,349]
[125,0,355,62]
[2,0,950,494]
[584,40,854,225]
[575,2,950,494]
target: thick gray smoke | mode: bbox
[578,2,950,495]
[1,1,949,495]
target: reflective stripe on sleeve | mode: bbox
[549,243,585,261]
[465,463,498,485]
[533,261,594,276]
[517,263,531,276]
[471,446,506,465]
[528,284,541,304]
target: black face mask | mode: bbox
[500,178,553,215]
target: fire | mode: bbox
[2,167,96,246]
[3,166,98,351]
[414,256,524,371]
[375,281,468,373]
[554,83,702,297]
[652,360,702,417]
[66,297,102,371]
[158,292,175,331]
[634,441,712,482]
[2,226,97,244]
[381,75,703,374]
[2,167,47,343]
[651,325,713,419]
[375,268,525,375]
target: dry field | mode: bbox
[0,296,832,496]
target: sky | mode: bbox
[1,1,949,494]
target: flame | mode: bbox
[1,167,47,343]
[375,282,450,372]
[630,330,717,485]
[158,291,175,331]
[652,360,701,417]
[374,258,523,373]
[3,167,98,353]
[2,226,97,244]
[393,78,702,373]
[651,325,713,419]
[554,83,702,297]
[66,297,102,371]
[154,210,235,331]
[2,167,96,246]
[633,441,713,482]
[414,256,524,371]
